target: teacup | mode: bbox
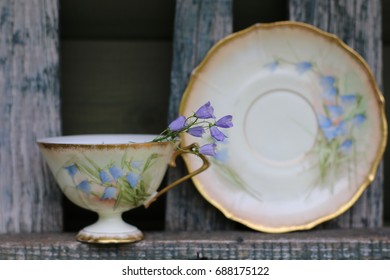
[37,134,208,243]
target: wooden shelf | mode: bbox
[1,229,390,260]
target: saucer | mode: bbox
[179,21,387,232]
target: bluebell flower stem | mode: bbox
[151,101,233,157]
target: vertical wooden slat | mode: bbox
[166,0,236,230]
[0,0,62,232]
[289,0,383,227]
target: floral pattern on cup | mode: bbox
[63,152,161,209]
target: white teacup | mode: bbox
[38,134,208,243]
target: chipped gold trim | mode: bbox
[179,21,388,233]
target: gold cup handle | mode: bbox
[143,143,210,208]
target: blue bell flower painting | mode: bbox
[60,102,233,208]
[265,57,369,185]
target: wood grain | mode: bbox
[0,0,62,232]
[289,0,384,228]
[1,229,390,259]
[166,0,236,230]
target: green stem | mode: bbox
[152,114,217,143]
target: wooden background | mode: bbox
[0,0,387,234]
[0,0,389,260]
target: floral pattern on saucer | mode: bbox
[265,58,367,188]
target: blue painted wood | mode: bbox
[0,0,62,233]
[289,0,384,227]
[1,229,390,259]
[166,0,236,230]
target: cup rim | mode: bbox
[37,134,177,149]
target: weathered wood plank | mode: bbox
[289,0,384,228]
[1,229,390,259]
[166,0,236,230]
[0,0,62,232]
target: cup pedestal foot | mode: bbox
[75,213,144,244]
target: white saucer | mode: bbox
[180,21,387,233]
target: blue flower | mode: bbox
[151,101,234,158]
[321,121,346,141]
[64,164,78,178]
[353,114,366,125]
[327,105,344,119]
[323,129,337,140]
[341,94,357,105]
[101,187,116,200]
[216,115,233,128]
[199,143,217,157]
[215,149,229,163]
[296,61,312,74]
[126,172,141,188]
[264,61,279,71]
[195,101,215,119]
[187,126,205,137]
[130,160,143,170]
[109,166,124,181]
[210,126,227,142]
[339,139,353,153]
[168,115,187,132]
[322,86,337,102]
[321,126,338,141]
[99,170,112,184]
[76,180,91,194]
[318,115,332,129]
[319,76,336,89]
